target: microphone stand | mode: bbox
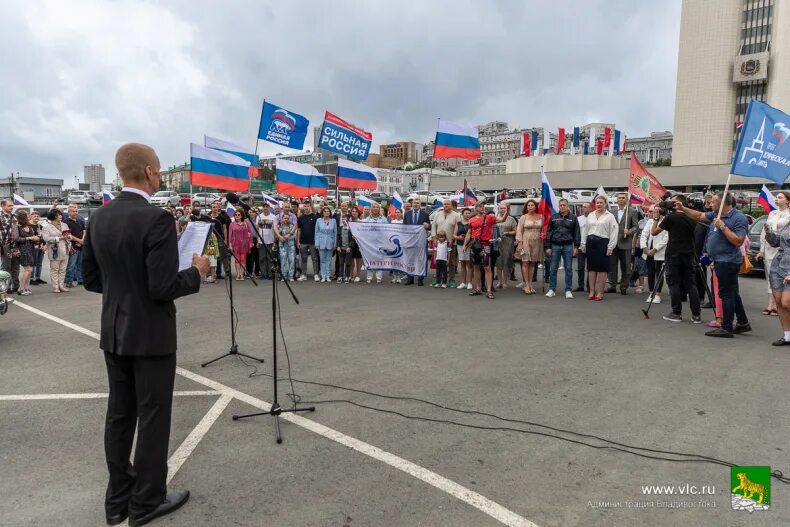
[201,222,265,367]
[233,213,315,444]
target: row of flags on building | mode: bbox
[518,126,627,157]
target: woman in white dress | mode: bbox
[758,192,790,316]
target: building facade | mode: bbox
[374,169,405,196]
[626,131,673,164]
[0,176,63,200]
[160,164,190,190]
[84,164,105,192]
[673,0,789,166]
[260,151,322,170]
[458,162,507,177]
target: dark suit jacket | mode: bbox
[403,208,430,227]
[82,192,201,356]
[613,206,638,251]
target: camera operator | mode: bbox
[694,194,714,307]
[651,194,702,324]
[673,191,751,338]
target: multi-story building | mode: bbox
[673,0,790,166]
[626,131,673,164]
[160,164,190,190]
[458,163,507,178]
[375,169,405,196]
[84,164,105,192]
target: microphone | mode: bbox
[226,192,251,213]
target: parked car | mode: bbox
[150,191,180,207]
[179,193,192,206]
[67,190,90,204]
[191,192,220,206]
[87,192,103,206]
[369,191,389,201]
[746,214,767,274]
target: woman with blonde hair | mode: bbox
[580,195,619,301]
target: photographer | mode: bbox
[673,191,751,338]
[651,194,702,324]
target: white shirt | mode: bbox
[435,241,449,261]
[617,207,625,222]
[581,210,619,251]
[256,212,276,244]
[121,187,151,202]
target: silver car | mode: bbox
[151,191,181,207]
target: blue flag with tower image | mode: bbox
[731,99,790,185]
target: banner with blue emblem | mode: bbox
[731,100,790,185]
[348,223,426,275]
[258,101,309,150]
[318,111,372,160]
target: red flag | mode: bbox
[557,128,565,154]
[604,127,611,148]
[621,136,628,154]
[628,154,667,209]
[596,139,603,155]
[522,132,531,157]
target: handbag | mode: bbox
[469,215,487,253]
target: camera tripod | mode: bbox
[641,253,714,319]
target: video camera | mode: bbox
[657,192,706,215]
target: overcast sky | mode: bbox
[0,0,681,186]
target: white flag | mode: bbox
[348,223,427,276]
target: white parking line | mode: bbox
[13,301,538,527]
[0,390,219,401]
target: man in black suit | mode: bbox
[606,192,638,294]
[402,198,431,286]
[82,143,209,526]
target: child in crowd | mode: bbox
[277,213,297,281]
[204,232,218,284]
[434,231,449,288]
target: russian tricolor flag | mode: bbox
[461,179,477,205]
[101,191,114,204]
[190,143,251,192]
[275,159,328,199]
[434,120,481,160]
[629,193,645,206]
[13,193,29,206]
[538,169,559,238]
[261,192,279,207]
[204,135,259,178]
[337,158,377,191]
[388,191,403,219]
[758,184,777,213]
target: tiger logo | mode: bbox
[732,473,766,504]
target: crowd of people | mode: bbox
[1,187,786,343]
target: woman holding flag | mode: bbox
[759,191,790,316]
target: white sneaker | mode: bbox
[297,275,307,282]
[338,277,343,282]
[652,294,661,304]
[466,283,473,290]
[433,283,439,288]
[558,264,564,270]
[645,295,653,303]
[457,282,466,289]
[376,278,382,283]
[314,275,320,282]
[565,290,573,299]
[545,290,556,298]
[635,286,644,294]
[391,278,396,283]
[396,278,402,283]
[289,278,295,282]
[441,284,447,288]
[354,277,361,283]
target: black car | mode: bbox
[746,215,766,273]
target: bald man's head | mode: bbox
[115,143,160,191]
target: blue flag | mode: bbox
[572,127,580,148]
[731,99,790,185]
[258,101,309,150]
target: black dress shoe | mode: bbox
[620,289,627,295]
[106,510,128,525]
[38,279,47,284]
[772,338,790,347]
[403,278,414,286]
[129,490,190,526]
[732,323,752,334]
[705,328,734,338]
[700,301,713,309]
[417,279,424,286]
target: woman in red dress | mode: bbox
[228,209,252,280]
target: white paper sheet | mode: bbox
[178,221,212,271]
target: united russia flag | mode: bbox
[434,120,481,160]
[758,184,777,213]
[337,158,378,190]
[275,159,328,198]
[190,143,251,192]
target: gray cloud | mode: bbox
[0,0,680,184]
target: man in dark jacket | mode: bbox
[545,198,581,298]
[83,143,209,527]
[607,193,638,294]
[402,198,430,285]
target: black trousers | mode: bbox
[646,256,665,293]
[607,248,630,290]
[576,252,587,289]
[104,351,176,517]
[246,245,260,276]
[664,253,701,317]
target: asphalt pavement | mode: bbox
[1,268,789,527]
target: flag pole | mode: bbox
[716,174,733,221]
[429,118,438,193]
[249,98,265,195]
